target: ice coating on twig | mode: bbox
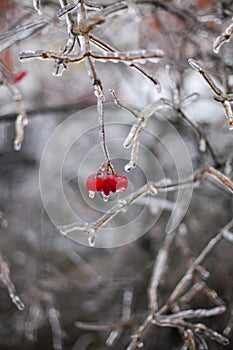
[0,253,24,311]
[59,166,233,245]
[0,20,47,53]
[33,0,42,15]
[127,218,233,350]
[213,22,233,53]
[222,100,233,130]
[14,114,28,151]
[0,69,28,150]
[199,138,206,152]
[189,57,233,130]
[188,58,201,71]
[206,167,233,193]
[19,1,163,89]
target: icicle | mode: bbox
[124,124,138,148]
[94,84,105,101]
[52,62,66,77]
[14,114,27,151]
[33,0,42,15]
[126,138,139,171]
[199,138,206,152]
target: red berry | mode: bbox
[13,70,27,84]
[86,173,128,197]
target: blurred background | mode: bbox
[0,0,233,349]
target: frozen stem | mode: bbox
[213,21,233,53]
[5,82,28,151]
[188,58,233,130]
[0,253,24,311]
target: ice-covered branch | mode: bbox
[127,218,233,349]
[188,58,233,130]
[0,253,24,311]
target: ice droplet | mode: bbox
[102,194,109,202]
[199,138,206,152]
[228,123,233,130]
[124,162,135,172]
[137,340,144,348]
[89,191,95,199]
[88,235,95,247]
[14,141,21,151]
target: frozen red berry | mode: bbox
[86,173,128,197]
[12,70,27,84]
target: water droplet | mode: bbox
[89,191,95,199]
